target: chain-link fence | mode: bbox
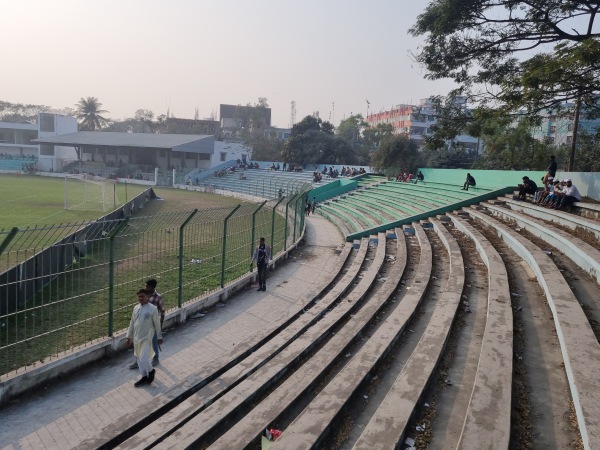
[0,193,307,377]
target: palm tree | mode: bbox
[75,97,109,131]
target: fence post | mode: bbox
[283,194,298,251]
[300,193,306,233]
[178,209,198,308]
[293,195,302,243]
[0,227,19,257]
[250,201,268,271]
[108,217,130,337]
[221,205,241,288]
[270,196,286,253]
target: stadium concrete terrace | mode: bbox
[1,167,600,449]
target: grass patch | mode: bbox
[0,174,149,229]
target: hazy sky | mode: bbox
[2,0,457,128]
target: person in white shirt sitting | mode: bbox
[554,179,581,210]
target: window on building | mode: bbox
[220,152,227,162]
[40,144,54,156]
[568,124,574,132]
[159,150,166,157]
[39,113,55,132]
[186,152,195,159]
[198,153,211,160]
[549,125,556,133]
[566,135,573,144]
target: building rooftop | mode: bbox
[33,131,215,153]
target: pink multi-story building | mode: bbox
[365,98,481,152]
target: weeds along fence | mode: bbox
[0,192,307,377]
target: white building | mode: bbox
[0,113,78,172]
[213,141,251,166]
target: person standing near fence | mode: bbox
[251,237,271,291]
[126,288,163,387]
[128,279,165,369]
[146,279,165,366]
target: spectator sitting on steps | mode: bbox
[553,179,581,211]
[462,173,476,191]
[517,176,538,201]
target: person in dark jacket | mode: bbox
[462,173,476,190]
[251,237,271,291]
[518,176,538,200]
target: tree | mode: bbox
[281,115,356,165]
[472,117,562,170]
[571,128,600,171]
[250,134,285,161]
[0,100,52,122]
[134,109,156,133]
[75,97,109,131]
[337,115,365,149]
[370,135,421,176]
[410,1,600,118]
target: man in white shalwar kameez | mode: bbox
[126,289,163,387]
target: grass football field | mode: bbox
[0,176,272,375]
[0,174,153,229]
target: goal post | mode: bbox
[63,174,118,212]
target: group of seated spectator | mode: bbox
[396,172,414,182]
[235,159,259,170]
[238,161,260,170]
[528,177,582,210]
[323,166,340,178]
[0,153,37,160]
[341,166,363,177]
[269,163,281,171]
[21,162,37,172]
[313,171,323,182]
[516,155,581,211]
[321,166,365,178]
